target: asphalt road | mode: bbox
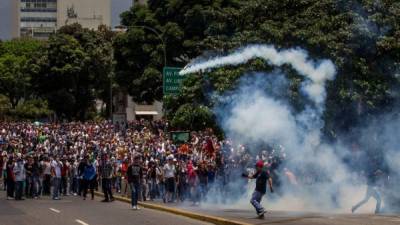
[143,200,400,225]
[181,206,400,225]
[0,191,211,225]
[2,189,400,225]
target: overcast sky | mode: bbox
[0,0,132,40]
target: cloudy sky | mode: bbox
[0,0,133,40]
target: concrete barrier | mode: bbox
[94,191,251,225]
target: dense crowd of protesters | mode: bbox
[0,120,287,209]
[0,120,396,214]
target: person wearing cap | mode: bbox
[243,160,273,218]
[163,155,176,203]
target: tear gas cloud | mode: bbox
[180,45,336,105]
[182,44,399,213]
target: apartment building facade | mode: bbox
[13,0,111,39]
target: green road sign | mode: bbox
[163,67,183,95]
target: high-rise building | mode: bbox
[57,0,111,29]
[18,0,58,39]
[13,0,111,39]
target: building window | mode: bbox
[34,3,47,8]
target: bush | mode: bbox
[10,99,53,119]
[171,104,214,131]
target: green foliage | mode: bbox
[0,95,11,118]
[31,24,115,120]
[114,1,239,103]
[171,104,215,131]
[159,0,400,134]
[0,0,398,135]
[0,38,43,107]
[11,99,52,119]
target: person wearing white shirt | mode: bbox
[163,155,176,203]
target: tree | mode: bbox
[31,24,114,120]
[114,1,240,104]
[11,99,53,120]
[166,0,399,134]
[0,38,43,108]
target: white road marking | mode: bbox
[49,208,60,213]
[75,219,90,225]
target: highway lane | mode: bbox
[0,191,212,225]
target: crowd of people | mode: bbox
[0,120,288,209]
[1,120,396,215]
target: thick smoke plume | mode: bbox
[182,44,390,213]
[180,45,336,105]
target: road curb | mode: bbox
[94,191,251,225]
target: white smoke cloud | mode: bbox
[224,89,300,150]
[180,45,336,105]
[182,44,397,213]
